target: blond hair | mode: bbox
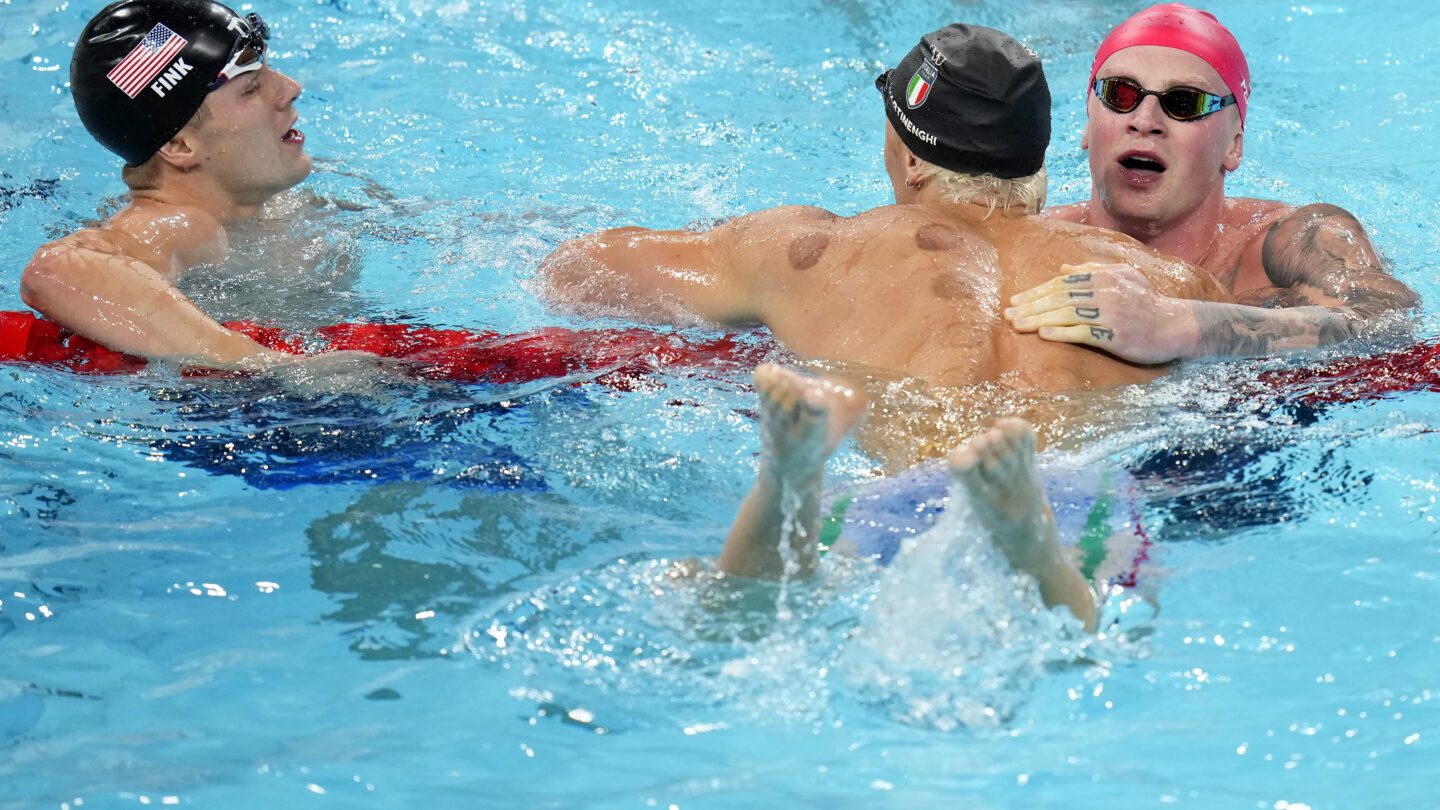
[913,163,1048,217]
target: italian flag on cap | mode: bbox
[907,61,938,109]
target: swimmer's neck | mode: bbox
[130,178,276,224]
[1082,184,1229,267]
[900,184,1029,225]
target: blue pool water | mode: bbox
[3,0,1440,807]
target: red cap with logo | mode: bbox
[1089,3,1251,126]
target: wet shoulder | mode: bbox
[1010,215,1146,260]
[1040,201,1089,223]
[106,200,228,271]
[727,205,840,272]
[1224,197,1295,235]
[1015,217,1227,301]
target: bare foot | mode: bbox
[948,418,1097,630]
[948,418,1054,568]
[753,363,866,485]
[716,364,866,581]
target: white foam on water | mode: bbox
[838,494,1092,731]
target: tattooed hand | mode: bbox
[1004,262,1196,365]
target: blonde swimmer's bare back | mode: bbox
[715,202,1230,392]
[540,195,1230,471]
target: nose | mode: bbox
[1127,95,1167,136]
[269,67,302,108]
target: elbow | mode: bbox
[1395,284,1423,314]
[537,236,584,284]
[19,247,68,318]
[539,227,647,287]
[536,235,604,306]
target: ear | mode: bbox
[903,150,926,187]
[153,127,203,171]
[1221,127,1243,173]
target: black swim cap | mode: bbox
[71,0,263,166]
[875,24,1051,179]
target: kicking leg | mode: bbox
[948,418,1097,631]
[716,363,866,581]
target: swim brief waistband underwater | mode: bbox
[819,457,1155,627]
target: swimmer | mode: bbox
[1014,3,1419,362]
[20,0,317,368]
[540,24,1228,414]
[718,364,1100,631]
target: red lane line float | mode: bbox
[0,311,768,387]
[8,308,1437,404]
[1257,342,1440,405]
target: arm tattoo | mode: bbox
[1260,203,1420,320]
[1194,302,1362,357]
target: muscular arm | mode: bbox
[1193,203,1419,355]
[1012,204,1419,361]
[537,206,836,328]
[21,229,282,367]
[537,225,751,325]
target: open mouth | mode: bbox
[282,128,305,145]
[1119,152,1165,174]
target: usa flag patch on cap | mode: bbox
[107,23,189,99]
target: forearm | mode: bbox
[716,468,821,581]
[1187,300,1362,358]
[22,244,280,368]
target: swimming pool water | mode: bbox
[2,0,1439,807]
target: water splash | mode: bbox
[839,496,1091,731]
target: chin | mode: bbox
[284,158,314,188]
[1102,195,1166,226]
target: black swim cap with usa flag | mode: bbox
[71,0,265,166]
[875,23,1051,179]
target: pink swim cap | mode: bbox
[1089,3,1250,125]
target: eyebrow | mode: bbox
[1105,73,1225,92]
[1166,77,1220,89]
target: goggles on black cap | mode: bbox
[208,13,269,91]
[71,0,275,166]
[875,24,1051,180]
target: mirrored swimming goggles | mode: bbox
[207,13,270,92]
[1092,76,1236,122]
